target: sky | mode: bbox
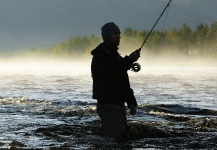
[0,0,216,51]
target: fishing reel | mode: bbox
[131,62,141,72]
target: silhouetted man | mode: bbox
[91,22,140,140]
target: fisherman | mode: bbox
[91,22,140,140]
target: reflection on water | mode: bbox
[0,67,217,149]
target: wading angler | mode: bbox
[91,22,140,140]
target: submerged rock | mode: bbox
[35,120,173,140]
[7,140,26,149]
[128,121,173,140]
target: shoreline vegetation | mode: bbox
[0,22,217,67]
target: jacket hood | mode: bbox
[91,43,103,56]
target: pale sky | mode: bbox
[0,0,216,51]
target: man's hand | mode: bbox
[128,49,140,62]
[129,105,137,115]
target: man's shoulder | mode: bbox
[91,43,112,58]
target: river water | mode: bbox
[0,66,217,149]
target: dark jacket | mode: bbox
[91,43,137,107]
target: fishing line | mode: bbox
[147,3,171,74]
[131,0,172,73]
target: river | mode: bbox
[0,66,216,149]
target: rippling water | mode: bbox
[0,67,217,149]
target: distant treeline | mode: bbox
[122,22,217,55]
[48,34,101,58]
[31,21,217,58]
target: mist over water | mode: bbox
[1,51,216,76]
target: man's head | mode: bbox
[101,22,121,47]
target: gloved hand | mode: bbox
[128,49,141,62]
[129,105,137,115]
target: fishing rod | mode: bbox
[131,0,172,72]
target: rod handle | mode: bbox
[134,48,141,53]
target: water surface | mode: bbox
[0,67,216,149]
